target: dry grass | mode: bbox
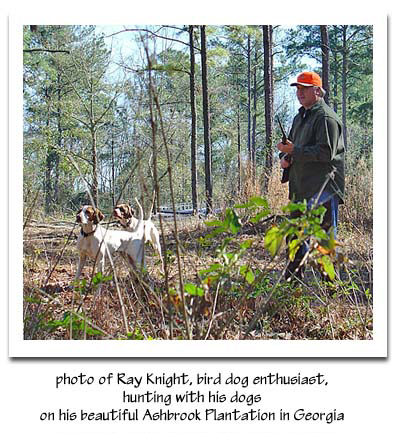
[265,162,290,215]
[22,160,373,341]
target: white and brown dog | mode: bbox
[113,201,163,264]
[75,199,145,280]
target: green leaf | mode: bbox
[264,226,284,257]
[311,206,327,219]
[199,263,222,275]
[240,239,252,249]
[73,278,87,293]
[225,209,241,234]
[184,283,204,296]
[249,196,269,208]
[24,296,41,304]
[205,227,226,238]
[82,324,103,336]
[327,226,336,250]
[250,209,271,223]
[205,208,241,235]
[92,272,112,285]
[126,328,150,340]
[245,269,255,284]
[288,238,301,261]
[312,226,328,241]
[282,201,307,214]
[235,202,253,209]
[222,252,235,263]
[204,220,223,227]
[319,255,335,280]
[235,196,269,211]
[240,265,255,284]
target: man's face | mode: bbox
[296,85,319,109]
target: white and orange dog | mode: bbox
[75,199,145,280]
[113,201,163,264]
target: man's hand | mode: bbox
[277,139,294,154]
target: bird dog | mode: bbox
[74,199,145,280]
[113,200,163,264]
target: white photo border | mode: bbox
[9,11,387,358]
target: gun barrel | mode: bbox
[277,117,287,143]
[276,117,291,184]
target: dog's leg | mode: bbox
[130,238,146,270]
[75,254,87,280]
[157,243,163,265]
[150,228,163,264]
[95,248,106,276]
[154,238,163,263]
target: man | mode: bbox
[277,71,345,281]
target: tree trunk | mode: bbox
[111,130,115,206]
[45,94,54,214]
[320,25,330,104]
[189,25,198,214]
[54,71,64,207]
[262,25,274,191]
[251,42,257,185]
[247,34,251,160]
[237,103,241,194]
[341,25,348,149]
[333,26,339,113]
[91,127,98,206]
[200,25,212,214]
[45,121,53,214]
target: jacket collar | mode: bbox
[299,98,325,117]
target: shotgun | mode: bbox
[277,117,292,183]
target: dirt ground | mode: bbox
[22,214,373,341]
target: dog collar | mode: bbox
[81,226,97,237]
[121,218,132,229]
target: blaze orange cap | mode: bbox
[290,71,322,87]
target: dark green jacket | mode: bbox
[286,99,345,204]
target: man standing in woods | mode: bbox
[277,71,345,281]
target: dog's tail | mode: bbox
[147,155,157,221]
[132,198,144,232]
[147,190,156,220]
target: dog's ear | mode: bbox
[121,203,133,218]
[75,207,83,222]
[124,202,131,217]
[94,209,104,223]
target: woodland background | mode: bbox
[22,25,373,340]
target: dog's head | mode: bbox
[76,205,104,225]
[113,203,133,221]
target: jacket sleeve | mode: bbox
[292,116,340,162]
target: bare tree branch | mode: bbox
[108,27,201,52]
[24,48,70,54]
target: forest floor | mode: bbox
[22,209,373,341]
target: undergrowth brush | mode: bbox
[23,178,373,341]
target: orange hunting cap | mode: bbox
[290,71,322,87]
